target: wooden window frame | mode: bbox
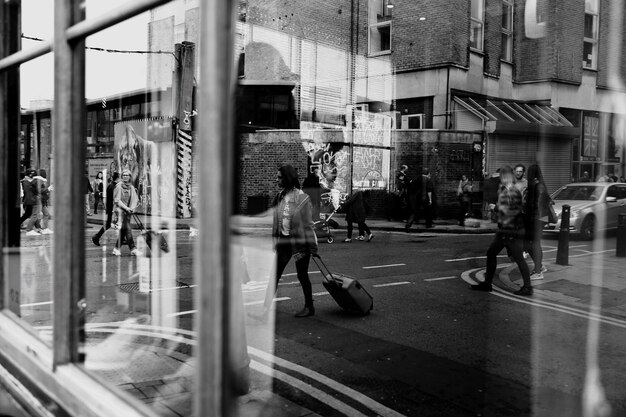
[0,0,235,416]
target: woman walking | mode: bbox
[457,174,472,226]
[255,165,318,319]
[524,164,551,280]
[470,166,533,296]
[92,171,104,214]
[342,190,373,242]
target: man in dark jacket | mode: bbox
[91,172,120,246]
[22,169,42,235]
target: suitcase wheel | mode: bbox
[327,236,334,243]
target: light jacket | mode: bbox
[114,182,138,213]
[272,189,318,256]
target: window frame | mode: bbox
[470,0,485,52]
[583,0,599,70]
[0,0,234,416]
[368,20,392,56]
[501,0,514,62]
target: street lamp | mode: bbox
[387,0,394,9]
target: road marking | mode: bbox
[21,301,53,308]
[250,361,370,417]
[248,346,407,417]
[373,281,411,287]
[284,271,321,277]
[362,263,406,269]
[53,321,406,417]
[313,291,330,296]
[445,255,509,262]
[424,276,457,282]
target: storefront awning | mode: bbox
[454,97,581,137]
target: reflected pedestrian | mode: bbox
[405,168,434,231]
[20,169,36,232]
[254,165,318,320]
[92,171,104,214]
[84,175,93,216]
[342,189,373,242]
[471,166,533,296]
[33,169,53,234]
[524,164,551,281]
[457,174,472,226]
[112,170,141,256]
[91,172,120,246]
[302,166,324,221]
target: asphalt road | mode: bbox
[241,230,626,417]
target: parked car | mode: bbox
[543,182,626,240]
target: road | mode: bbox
[241,230,626,417]
[18,227,626,416]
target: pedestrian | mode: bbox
[91,172,120,246]
[253,165,318,320]
[513,163,528,206]
[302,166,324,221]
[580,171,591,182]
[32,169,53,234]
[396,165,410,220]
[84,175,93,216]
[92,171,104,214]
[470,165,533,296]
[457,174,473,226]
[20,169,36,230]
[112,169,142,256]
[342,189,374,242]
[23,168,44,236]
[524,164,551,281]
[405,167,434,231]
[483,168,500,222]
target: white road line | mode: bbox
[21,301,53,308]
[244,297,290,307]
[61,322,406,417]
[362,263,406,269]
[445,255,509,262]
[249,361,370,417]
[424,276,457,282]
[284,271,321,277]
[248,347,407,417]
[313,291,330,296]
[373,282,411,287]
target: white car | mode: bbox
[544,182,626,240]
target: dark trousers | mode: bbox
[485,231,531,287]
[347,221,371,238]
[93,194,103,213]
[93,210,113,241]
[264,236,313,308]
[407,200,433,227]
[524,219,545,273]
[116,212,136,250]
[20,205,33,225]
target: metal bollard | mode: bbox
[556,204,570,265]
[617,213,626,258]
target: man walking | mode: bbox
[92,172,120,246]
[405,167,434,231]
[514,164,528,206]
[112,170,141,256]
[22,169,42,236]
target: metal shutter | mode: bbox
[538,138,572,194]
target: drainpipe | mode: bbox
[445,66,450,129]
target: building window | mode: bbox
[501,0,513,61]
[368,0,392,55]
[470,0,484,51]
[583,0,599,69]
[369,22,391,55]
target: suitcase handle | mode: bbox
[311,254,341,286]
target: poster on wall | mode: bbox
[607,113,624,163]
[113,118,176,216]
[349,110,391,189]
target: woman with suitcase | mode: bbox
[253,164,319,320]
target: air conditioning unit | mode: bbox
[401,113,425,129]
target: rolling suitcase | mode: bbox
[312,254,373,315]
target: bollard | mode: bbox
[617,213,626,258]
[556,204,570,265]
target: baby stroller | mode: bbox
[313,189,346,243]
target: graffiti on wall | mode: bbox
[113,118,176,216]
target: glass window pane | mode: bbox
[471,21,483,50]
[471,0,484,19]
[501,2,512,30]
[584,14,597,39]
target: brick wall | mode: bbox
[236,129,483,220]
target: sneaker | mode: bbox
[130,249,143,257]
[367,233,374,242]
[355,236,365,241]
[470,282,493,292]
[112,248,121,256]
[92,235,100,246]
[343,238,352,243]
[25,230,41,236]
[539,265,548,273]
[40,228,53,235]
[514,286,533,296]
[530,272,544,281]
[523,251,529,259]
